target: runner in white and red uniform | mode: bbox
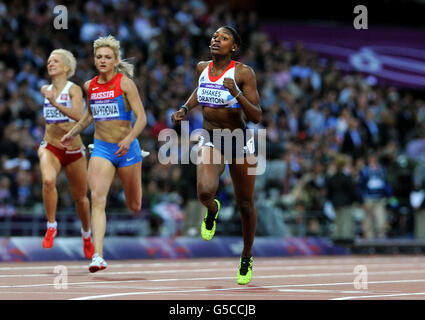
[171,26,262,285]
[38,49,94,259]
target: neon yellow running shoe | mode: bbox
[201,199,221,241]
[237,256,253,285]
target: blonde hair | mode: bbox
[50,49,77,78]
[93,35,134,78]
[335,154,349,173]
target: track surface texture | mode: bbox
[1,255,425,300]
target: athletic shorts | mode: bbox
[40,140,85,167]
[91,138,142,168]
[198,128,256,161]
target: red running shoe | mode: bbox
[83,236,95,259]
[42,227,57,248]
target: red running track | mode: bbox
[1,255,425,300]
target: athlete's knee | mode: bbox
[128,198,141,212]
[42,177,56,192]
[90,191,107,209]
[73,193,88,206]
[197,186,215,203]
[236,199,254,216]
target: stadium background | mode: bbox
[1,0,425,260]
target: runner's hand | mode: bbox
[171,109,186,126]
[44,90,57,106]
[60,132,74,149]
[116,136,132,157]
[223,77,239,97]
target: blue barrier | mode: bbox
[0,237,349,262]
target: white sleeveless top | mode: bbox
[43,81,76,124]
[197,60,241,109]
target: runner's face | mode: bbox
[47,54,68,77]
[210,28,236,56]
[94,47,117,74]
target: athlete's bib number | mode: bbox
[91,103,120,120]
[44,106,69,123]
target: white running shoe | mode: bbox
[141,150,150,157]
[89,253,108,273]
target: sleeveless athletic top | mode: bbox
[197,60,241,109]
[88,73,132,122]
[43,81,76,124]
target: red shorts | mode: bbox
[41,141,85,167]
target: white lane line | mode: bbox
[0,267,231,278]
[2,263,425,278]
[0,265,346,278]
[0,262,234,271]
[278,289,369,294]
[1,256,425,271]
[2,268,425,289]
[82,285,200,290]
[332,292,425,300]
[70,278,425,300]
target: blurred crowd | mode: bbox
[1,0,425,239]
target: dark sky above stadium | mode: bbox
[212,0,424,28]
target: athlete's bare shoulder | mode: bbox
[83,79,92,92]
[69,83,83,96]
[234,61,256,85]
[120,73,134,86]
[40,84,49,95]
[120,74,137,93]
[235,61,255,77]
[196,60,211,76]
